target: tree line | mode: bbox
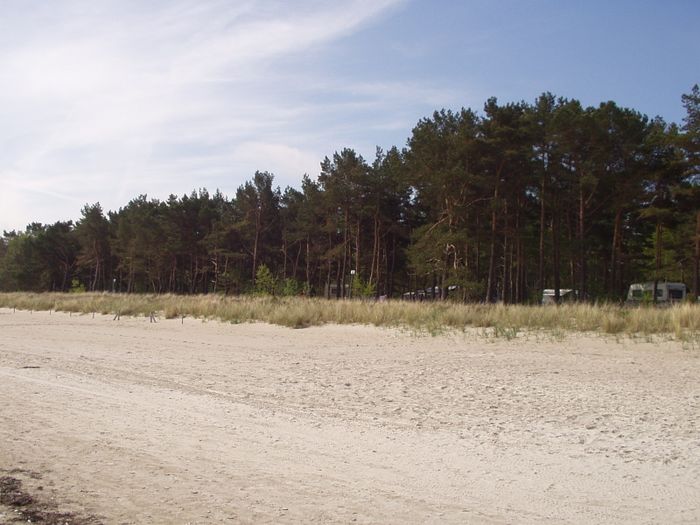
[1,89,699,302]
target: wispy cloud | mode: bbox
[1,0,423,230]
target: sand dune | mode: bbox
[0,308,698,524]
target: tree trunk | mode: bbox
[653,221,662,304]
[61,263,69,292]
[538,172,546,295]
[388,234,396,298]
[567,213,575,288]
[91,240,100,291]
[340,210,349,298]
[252,208,261,282]
[501,198,509,303]
[169,258,176,293]
[552,215,561,304]
[610,209,623,298]
[355,217,361,278]
[514,199,521,303]
[306,236,312,293]
[282,237,287,279]
[578,186,587,300]
[369,213,379,286]
[475,214,480,282]
[293,242,302,281]
[694,210,700,300]
[485,162,503,302]
[335,253,342,299]
[325,233,332,299]
[222,256,229,294]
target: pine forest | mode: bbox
[2,89,699,303]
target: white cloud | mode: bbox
[0,0,422,231]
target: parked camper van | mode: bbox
[541,289,579,305]
[626,282,687,304]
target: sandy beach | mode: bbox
[0,308,698,524]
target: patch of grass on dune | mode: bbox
[0,292,698,341]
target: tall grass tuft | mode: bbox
[0,292,698,340]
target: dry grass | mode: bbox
[0,292,698,340]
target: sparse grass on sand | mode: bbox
[1,292,699,341]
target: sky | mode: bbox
[1,0,698,232]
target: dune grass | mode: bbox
[1,292,699,341]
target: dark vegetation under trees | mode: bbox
[1,90,699,303]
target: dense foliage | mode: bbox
[2,90,699,302]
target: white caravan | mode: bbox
[626,282,687,304]
[541,289,579,305]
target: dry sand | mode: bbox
[0,308,698,524]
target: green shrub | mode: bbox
[254,264,276,296]
[69,278,86,293]
[351,274,376,299]
[280,278,302,297]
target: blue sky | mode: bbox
[1,0,698,232]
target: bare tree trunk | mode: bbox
[336,254,342,299]
[340,210,349,298]
[552,215,561,304]
[306,236,312,292]
[127,258,133,293]
[222,256,229,294]
[355,217,361,278]
[191,257,198,294]
[513,201,520,303]
[282,238,287,279]
[252,208,261,282]
[293,242,302,281]
[693,210,700,300]
[91,241,100,291]
[538,173,546,295]
[441,254,448,300]
[61,264,69,291]
[653,221,662,304]
[369,214,379,286]
[500,198,508,303]
[213,254,220,293]
[610,209,622,297]
[169,258,176,293]
[567,213,575,288]
[578,187,587,300]
[475,215,480,281]
[388,234,396,298]
[325,233,332,299]
[485,162,503,302]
